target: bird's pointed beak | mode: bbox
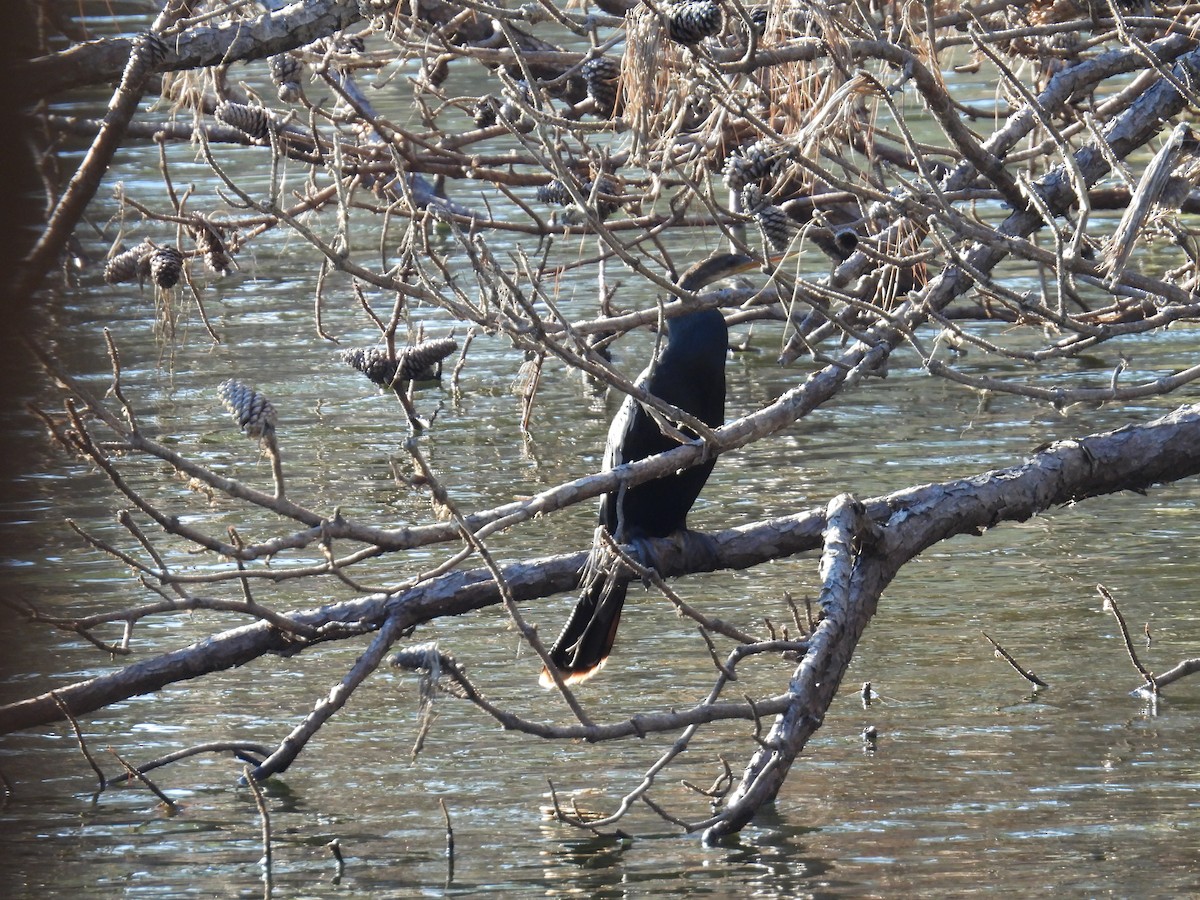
[744,248,803,276]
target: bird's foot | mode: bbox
[636,529,719,581]
[626,534,656,579]
[676,528,721,573]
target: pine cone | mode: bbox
[582,56,621,118]
[397,337,458,381]
[755,204,795,252]
[741,185,794,252]
[588,173,621,221]
[723,139,784,191]
[472,96,499,129]
[343,339,458,386]
[149,245,184,289]
[192,223,232,275]
[537,176,620,221]
[536,179,573,207]
[215,101,272,141]
[269,54,303,103]
[665,0,723,44]
[218,380,278,440]
[498,81,533,125]
[104,242,154,285]
[342,347,399,386]
[740,183,766,212]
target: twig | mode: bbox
[597,530,759,644]
[326,839,345,881]
[390,643,799,742]
[783,592,806,637]
[107,742,271,780]
[1131,658,1200,694]
[1097,584,1156,694]
[248,610,413,781]
[704,493,877,843]
[699,628,737,679]
[244,766,273,894]
[403,437,595,728]
[450,330,474,392]
[439,797,455,886]
[981,632,1049,688]
[108,749,179,814]
[15,23,176,300]
[640,793,696,831]
[680,756,733,802]
[51,691,107,790]
[102,330,139,434]
[518,351,544,435]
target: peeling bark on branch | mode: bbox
[705,494,883,842]
[704,402,1200,837]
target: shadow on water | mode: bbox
[713,815,844,898]
[535,818,838,899]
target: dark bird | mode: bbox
[542,253,760,685]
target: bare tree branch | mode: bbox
[8,403,1200,739]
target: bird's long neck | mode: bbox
[661,308,727,377]
[658,253,746,376]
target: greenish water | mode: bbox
[4,34,1200,900]
[3,220,1200,896]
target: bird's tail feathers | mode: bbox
[537,656,609,689]
[541,565,630,687]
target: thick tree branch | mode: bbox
[705,494,887,842]
[15,13,183,300]
[19,0,362,102]
[6,403,1200,739]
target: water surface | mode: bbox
[3,39,1200,900]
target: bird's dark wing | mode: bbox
[543,264,734,685]
[543,385,644,685]
[599,387,641,537]
[545,348,721,683]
